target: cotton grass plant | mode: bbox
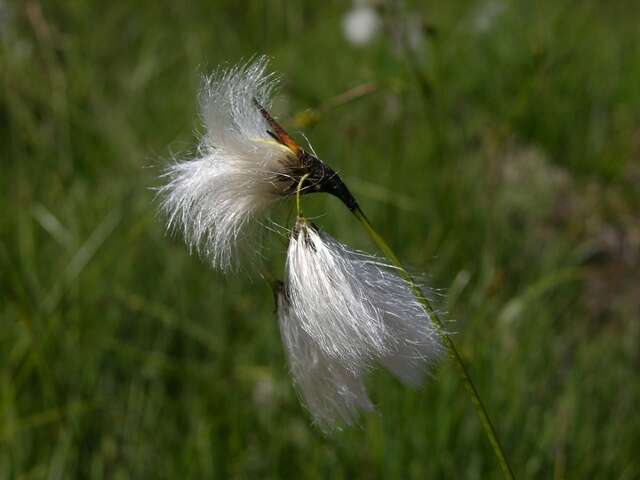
[160,56,514,478]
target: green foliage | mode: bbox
[1,1,639,478]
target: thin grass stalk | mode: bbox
[352,206,515,480]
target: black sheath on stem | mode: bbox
[253,97,358,212]
[298,152,359,212]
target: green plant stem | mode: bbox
[352,205,515,480]
[296,173,310,217]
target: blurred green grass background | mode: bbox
[1,0,639,478]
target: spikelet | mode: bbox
[286,220,390,366]
[159,56,296,270]
[276,282,373,431]
[285,218,443,389]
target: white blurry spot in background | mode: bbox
[252,374,277,408]
[342,1,381,46]
[471,0,507,34]
[499,145,568,219]
[402,13,427,53]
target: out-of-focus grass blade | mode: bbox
[43,210,121,313]
[350,177,419,212]
[112,287,222,353]
[31,204,74,250]
[291,82,377,129]
[498,268,583,326]
[448,269,472,310]
[0,401,89,443]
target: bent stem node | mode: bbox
[352,205,515,480]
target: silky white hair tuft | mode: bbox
[276,284,373,431]
[159,56,295,270]
[285,219,443,388]
[286,221,390,366]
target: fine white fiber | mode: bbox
[285,219,443,390]
[159,56,297,270]
[286,220,390,367]
[276,284,373,431]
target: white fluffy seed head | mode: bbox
[159,56,297,271]
[286,219,443,387]
[276,283,373,431]
[368,271,443,387]
[286,220,390,366]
